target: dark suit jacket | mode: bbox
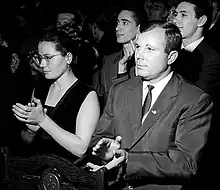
[172,39,220,106]
[171,41,220,180]
[89,73,212,190]
[206,17,220,54]
[100,50,135,98]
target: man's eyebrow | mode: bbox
[119,18,131,23]
[178,10,188,14]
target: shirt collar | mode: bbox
[182,36,204,52]
[143,71,173,90]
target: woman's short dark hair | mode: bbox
[39,27,78,60]
[140,20,182,54]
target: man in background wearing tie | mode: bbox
[86,21,213,190]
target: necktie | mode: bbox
[142,84,154,118]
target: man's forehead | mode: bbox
[176,2,196,13]
[118,10,133,21]
[137,28,165,44]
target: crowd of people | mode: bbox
[1,0,220,189]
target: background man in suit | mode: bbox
[172,1,220,187]
[172,0,220,102]
[97,5,148,107]
[86,21,213,190]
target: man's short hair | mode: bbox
[175,0,213,29]
[140,21,182,54]
[118,4,148,27]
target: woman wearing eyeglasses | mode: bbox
[12,27,100,163]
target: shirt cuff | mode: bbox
[117,72,128,78]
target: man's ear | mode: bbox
[65,52,73,65]
[168,50,178,65]
[198,15,207,27]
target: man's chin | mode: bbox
[116,38,128,44]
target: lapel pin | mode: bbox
[151,110,157,115]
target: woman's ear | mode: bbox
[168,50,178,65]
[65,52,73,65]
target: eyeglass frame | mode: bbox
[34,54,62,65]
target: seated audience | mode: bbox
[86,21,213,190]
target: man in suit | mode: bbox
[172,0,220,104]
[86,21,213,190]
[97,6,148,106]
[172,1,220,187]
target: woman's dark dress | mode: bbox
[5,79,96,189]
[32,79,94,161]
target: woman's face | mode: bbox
[116,10,140,44]
[38,41,69,80]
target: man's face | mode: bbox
[135,27,169,81]
[145,1,168,21]
[116,10,139,44]
[173,2,199,39]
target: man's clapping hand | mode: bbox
[92,136,122,161]
[87,149,128,172]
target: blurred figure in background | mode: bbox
[0,31,15,147]
[206,0,220,53]
[144,0,170,21]
[55,7,98,87]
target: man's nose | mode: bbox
[173,14,180,24]
[116,23,122,31]
[135,49,142,60]
[40,59,47,67]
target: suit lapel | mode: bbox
[133,73,180,147]
[127,77,143,134]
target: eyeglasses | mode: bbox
[35,54,61,64]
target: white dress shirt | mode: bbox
[142,72,173,123]
[181,37,204,52]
